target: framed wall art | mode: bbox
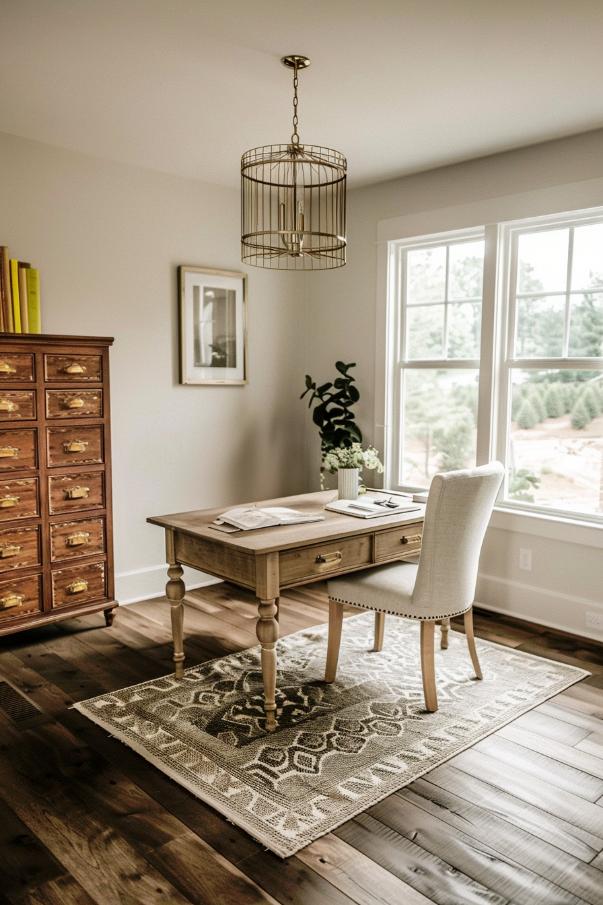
[179,265,247,385]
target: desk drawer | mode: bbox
[52,561,106,608]
[0,525,40,572]
[0,429,36,471]
[48,471,105,515]
[47,425,103,466]
[280,535,371,585]
[0,574,42,622]
[0,478,39,522]
[0,354,34,382]
[374,524,423,562]
[0,391,35,421]
[45,353,102,382]
[46,390,103,420]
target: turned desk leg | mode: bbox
[166,562,185,678]
[256,597,279,732]
[440,617,450,650]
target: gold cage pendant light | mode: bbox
[241,55,347,270]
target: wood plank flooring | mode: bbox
[0,582,602,905]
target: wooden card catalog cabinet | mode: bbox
[0,334,117,635]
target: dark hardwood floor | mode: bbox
[0,582,602,905]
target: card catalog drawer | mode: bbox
[0,391,35,421]
[280,535,371,585]
[0,574,42,622]
[52,561,106,608]
[50,517,105,562]
[0,478,39,522]
[48,472,105,515]
[0,525,40,572]
[0,429,36,471]
[0,353,34,382]
[374,524,423,562]
[44,354,102,382]
[46,390,102,419]
[47,425,103,466]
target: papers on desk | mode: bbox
[212,506,325,533]
[326,497,422,519]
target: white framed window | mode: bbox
[386,208,603,524]
[497,213,603,521]
[388,229,485,490]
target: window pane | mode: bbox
[401,369,478,487]
[507,369,603,516]
[516,296,565,358]
[568,293,603,357]
[448,240,484,300]
[406,305,444,359]
[448,302,481,359]
[517,228,568,294]
[571,223,603,292]
[406,246,445,304]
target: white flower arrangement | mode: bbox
[322,443,384,474]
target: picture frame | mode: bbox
[179,265,247,385]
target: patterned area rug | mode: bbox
[74,612,588,857]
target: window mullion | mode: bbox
[476,223,499,466]
[562,228,574,358]
[443,245,450,358]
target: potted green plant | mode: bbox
[301,361,383,498]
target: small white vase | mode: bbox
[338,467,359,500]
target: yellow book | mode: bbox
[26,268,41,334]
[9,260,21,333]
[18,264,29,333]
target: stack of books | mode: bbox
[0,246,42,334]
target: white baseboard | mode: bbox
[115,563,221,605]
[477,571,603,642]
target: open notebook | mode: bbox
[326,498,422,519]
[212,506,325,533]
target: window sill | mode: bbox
[489,506,603,549]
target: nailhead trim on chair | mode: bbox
[327,594,471,621]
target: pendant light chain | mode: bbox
[291,63,300,145]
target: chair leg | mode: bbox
[325,600,344,683]
[420,621,438,712]
[440,617,450,650]
[464,608,483,680]
[373,612,385,651]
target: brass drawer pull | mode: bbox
[63,439,89,454]
[66,578,88,595]
[315,551,343,566]
[66,531,90,548]
[0,495,20,508]
[0,399,18,413]
[0,592,23,609]
[64,485,90,500]
[0,362,16,375]
[63,362,86,375]
[65,397,85,409]
[400,534,422,545]
[0,543,22,558]
[0,446,19,458]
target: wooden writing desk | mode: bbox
[148,491,425,730]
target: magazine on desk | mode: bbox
[211,506,325,533]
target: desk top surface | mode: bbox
[148,490,425,554]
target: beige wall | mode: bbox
[0,132,307,601]
[302,129,603,639]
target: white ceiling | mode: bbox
[2,0,603,188]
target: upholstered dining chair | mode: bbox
[324,462,504,712]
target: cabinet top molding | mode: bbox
[0,333,114,346]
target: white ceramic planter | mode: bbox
[337,467,359,500]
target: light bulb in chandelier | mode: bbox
[241,55,347,270]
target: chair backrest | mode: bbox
[412,462,504,616]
